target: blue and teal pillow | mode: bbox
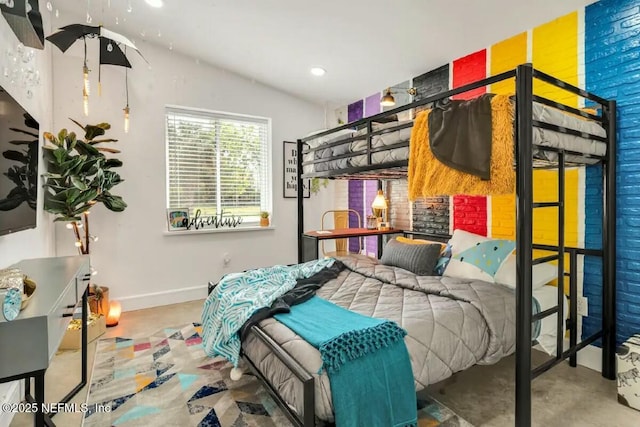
[434,244,452,276]
[443,229,515,283]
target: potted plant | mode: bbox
[42,119,127,316]
[260,211,270,227]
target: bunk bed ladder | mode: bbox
[530,150,566,378]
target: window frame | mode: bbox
[164,104,273,232]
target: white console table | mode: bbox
[0,256,90,427]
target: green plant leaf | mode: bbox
[103,158,123,168]
[99,193,127,212]
[70,176,88,190]
[74,140,101,156]
[88,138,118,145]
[96,147,121,154]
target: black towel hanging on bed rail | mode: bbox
[429,93,495,180]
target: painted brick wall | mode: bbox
[413,197,450,235]
[348,180,363,253]
[413,65,450,112]
[364,180,378,255]
[453,195,487,236]
[586,0,640,343]
[387,180,411,231]
[452,50,487,100]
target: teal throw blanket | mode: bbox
[275,296,417,427]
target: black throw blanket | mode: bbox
[239,260,346,340]
[428,93,495,180]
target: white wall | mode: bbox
[0,8,55,424]
[0,12,55,268]
[52,31,329,310]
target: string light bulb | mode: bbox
[74,241,82,247]
[66,223,73,229]
[83,64,90,95]
[90,235,99,242]
[83,89,89,116]
[123,51,130,133]
[123,105,130,133]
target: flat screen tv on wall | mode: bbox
[0,86,39,236]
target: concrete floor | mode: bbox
[9,300,640,427]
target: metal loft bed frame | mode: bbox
[207,64,614,427]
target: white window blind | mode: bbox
[166,106,271,225]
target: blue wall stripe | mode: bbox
[585,0,640,344]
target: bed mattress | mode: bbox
[241,255,517,422]
[301,101,607,175]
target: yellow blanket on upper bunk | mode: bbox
[408,94,516,200]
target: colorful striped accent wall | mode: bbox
[339,0,640,345]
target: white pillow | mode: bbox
[443,229,514,283]
[304,129,354,148]
[494,254,558,289]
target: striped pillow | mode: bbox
[380,239,441,276]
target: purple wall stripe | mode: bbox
[364,93,381,117]
[347,100,364,123]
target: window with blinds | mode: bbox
[166,106,271,227]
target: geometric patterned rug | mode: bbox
[83,323,472,427]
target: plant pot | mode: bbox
[88,285,110,316]
[260,217,270,227]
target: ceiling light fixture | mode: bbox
[145,0,163,7]
[380,88,395,107]
[310,67,326,77]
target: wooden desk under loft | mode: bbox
[301,227,403,261]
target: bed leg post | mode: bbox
[302,375,315,427]
[515,63,534,427]
[602,100,617,380]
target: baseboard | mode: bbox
[118,285,208,312]
[0,381,21,427]
[577,344,603,373]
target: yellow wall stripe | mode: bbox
[490,32,527,95]
[532,12,579,107]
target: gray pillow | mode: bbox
[379,239,441,276]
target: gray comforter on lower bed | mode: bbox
[241,255,516,422]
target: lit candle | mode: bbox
[106,300,122,327]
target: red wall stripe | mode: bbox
[452,50,487,100]
[453,195,487,236]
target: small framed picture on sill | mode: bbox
[167,208,189,231]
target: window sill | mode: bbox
[163,226,275,236]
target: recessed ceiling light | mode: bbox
[310,67,326,77]
[145,0,164,7]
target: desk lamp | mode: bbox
[371,190,388,230]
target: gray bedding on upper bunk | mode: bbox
[241,255,516,422]
[301,100,607,175]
